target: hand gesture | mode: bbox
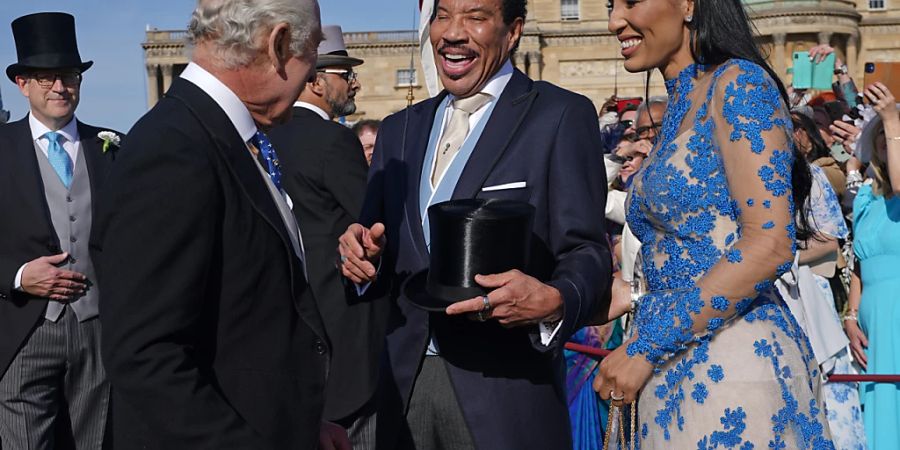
[593,335,654,406]
[864,82,899,127]
[21,253,87,301]
[445,270,563,328]
[844,319,868,370]
[317,421,351,450]
[830,120,861,153]
[808,44,840,67]
[338,223,386,284]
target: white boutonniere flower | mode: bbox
[97,131,121,153]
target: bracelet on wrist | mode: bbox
[841,314,858,322]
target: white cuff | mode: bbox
[354,258,382,296]
[13,263,27,292]
[539,319,564,346]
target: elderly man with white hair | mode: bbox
[93,0,349,448]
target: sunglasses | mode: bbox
[319,69,357,83]
[619,119,634,129]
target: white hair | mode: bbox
[188,0,321,69]
[637,95,669,123]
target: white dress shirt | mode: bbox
[180,62,307,269]
[293,101,330,121]
[13,115,82,292]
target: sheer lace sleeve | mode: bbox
[628,61,798,367]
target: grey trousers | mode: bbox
[0,307,109,449]
[398,356,475,450]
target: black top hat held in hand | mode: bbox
[7,12,93,83]
[404,199,535,312]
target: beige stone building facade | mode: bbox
[143,0,900,121]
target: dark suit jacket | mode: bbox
[92,79,329,449]
[363,69,612,449]
[268,106,389,421]
[0,117,119,378]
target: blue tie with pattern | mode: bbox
[250,131,282,191]
[45,131,73,189]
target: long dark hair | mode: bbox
[792,113,831,162]
[690,0,814,242]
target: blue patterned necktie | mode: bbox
[250,130,282,191]
[45,131,73,189]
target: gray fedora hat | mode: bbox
[316,25,363,69]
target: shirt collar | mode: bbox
[448,58,514,105]
[293,101,330,121]
[29,113,79,143]
[180,62,257,142]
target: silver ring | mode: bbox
[610,390,625,401]
[481,295,491,312]
[340,255,347,263]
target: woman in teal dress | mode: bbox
[595,0,834,447]
[845,82,900,449]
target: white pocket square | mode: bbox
[481,181,527,192]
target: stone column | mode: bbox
[146,64,159,108]
[773,33,787,81]
[846,34,859,74]
[818,31,833,46]
[513,52,527,73]
[161,64,174,94]
[527,51,542,80]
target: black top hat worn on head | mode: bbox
[7,12,93,83]
[403,199,535,312]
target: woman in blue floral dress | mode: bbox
[595,0,834,447]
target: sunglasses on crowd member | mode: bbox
[319,69,357,83]
[619,119,634,129]
[625,123,662,142]
[28,71,82,89]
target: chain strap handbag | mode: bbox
[602,402,638,450]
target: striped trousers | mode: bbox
[0,307,109,449]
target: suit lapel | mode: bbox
[166,80,296,278]
[404,93,447,261]
[452,70,536,199]
[78,122,111,207]
[7,117,60,252]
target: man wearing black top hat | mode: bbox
[0,12,122,448]
[338,0,611,448]
[268,24,386,447]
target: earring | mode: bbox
[685,15,693,23]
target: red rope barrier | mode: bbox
[827,374,900,383]
[564,342,611,358]
[564,343,900,383]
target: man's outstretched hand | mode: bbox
[338,223,386,284]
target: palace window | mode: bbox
[396,68,417,87]
[869,0,886,9]
[561,0,580,20]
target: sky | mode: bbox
[0,0,417,132]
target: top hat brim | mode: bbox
[6,60,93,83]
[316,55,363,69]
[402,269,473,312]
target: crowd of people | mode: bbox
[0,0,898,449]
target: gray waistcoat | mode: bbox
[34,144,99,322]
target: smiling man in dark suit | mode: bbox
[268,24,387,449]
[92,0,349,449]
[0,12,122,449]
[338,0,611,448]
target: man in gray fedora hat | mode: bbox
[0,11,123,449]
[268,24,386,449]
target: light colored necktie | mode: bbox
[45,131,73,189]
[431,93,491,186]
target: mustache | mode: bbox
[437,44,477,58]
